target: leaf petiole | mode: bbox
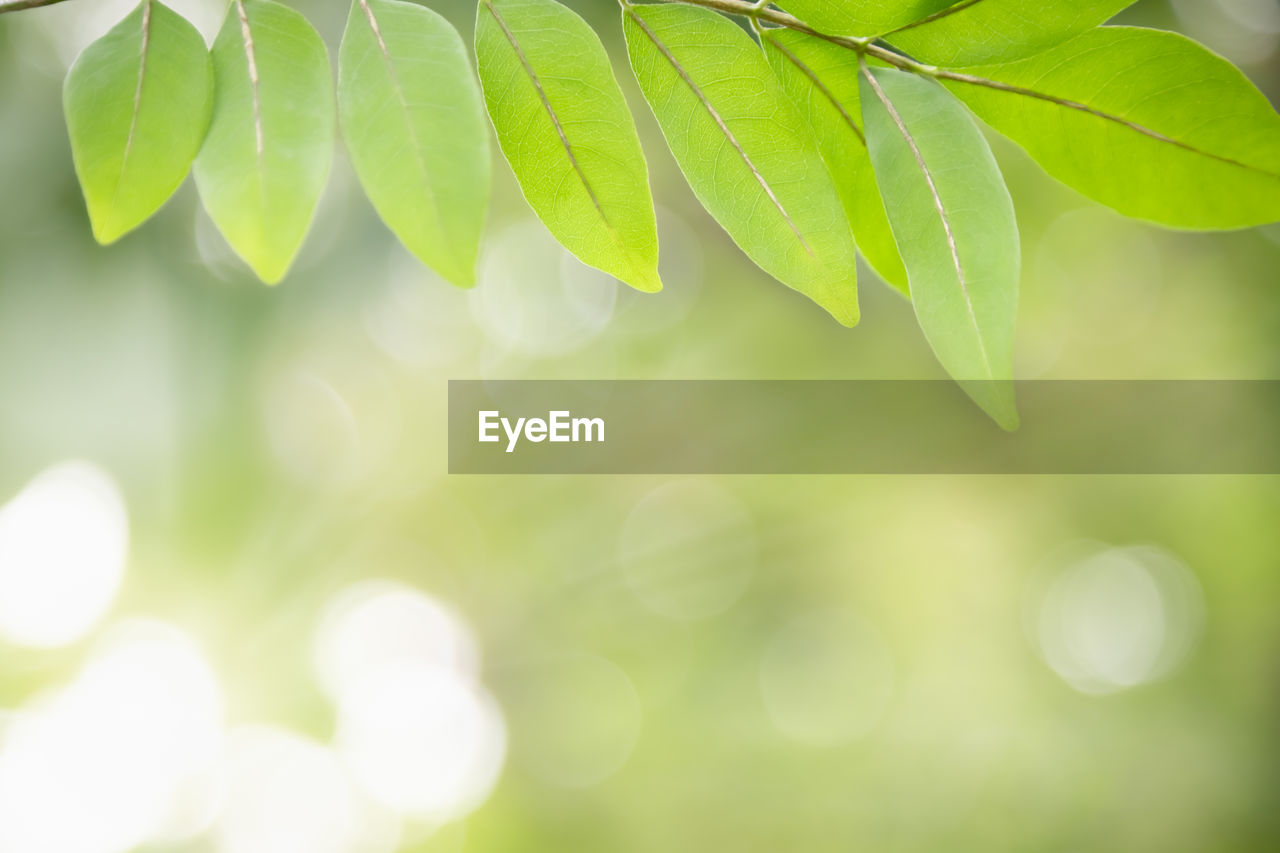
[0,0,76,13]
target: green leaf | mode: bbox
[339,0,489,288]
[625,4,859,326]
[193,0,334,284]
[63,0,212,244]
[778,0,952,37]
[885,0,1136,66]
[475,0,660,293]
[859,66,1018,428]
[944,27,1280,230]
[761,30,907,296]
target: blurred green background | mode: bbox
[1,1,1279,851]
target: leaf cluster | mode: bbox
[46,0,1280,423]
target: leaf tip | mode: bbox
[446,269,479,290]
[88,216,128,247]
[960,380,1019,432]
[824,293,859,327]
[250,259,291,287]
[833,308,860,328]
[87,200,154,245]
[993,407,1020,433]
[626,266,663,294]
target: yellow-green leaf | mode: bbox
[194,0,334,284]
[339,0,489,288]
[476,0,661,293]
[885,0,1136,67]
[761,29,907,295]
[779,0,952,38]
[945,27,1280,230]
[860,66,1018,428]
[63,0,212,244]
[625,4,859,326]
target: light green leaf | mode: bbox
[761,29,907,295]
[63,0,212,244]
[475,0,660,293]
[625,4,859,326]
[194,0,334,285]
[778,0,952,37]
[860,66,1018,428]
[886,0,1136,66]
[339,0,488,287]
[945,27,1280,229]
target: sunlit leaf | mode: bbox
[778,0,952,38]
[339,0,489,287]
[761,29,907,295]
[63,0,212,244]
[886,0,1136,66]
[946,27,1280,230]
[625,4,859,325]
[194,0,334,284]
[475,0,660,293]
[860,66,1018,428]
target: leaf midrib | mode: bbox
[937,68,1280,182]
[763,34,864,146]
[235,0,266,204]
[629,9,814,258]
[483,2,614,230]
[862,65,993,377]
[883,0,987,37]
[356,0,452,265]
[115,0,152,202]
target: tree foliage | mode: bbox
[19,0,1280,422]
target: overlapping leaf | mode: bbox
[779,0,952,38]
[339,0,489,287]
[761,30,907,295]
[860,66,1018,428]
[946,27,1280,229]
[194,0,334,284]
[63,0,211,244]
[885,0,1136,66]
[476,0,661,292]
[625,4,859,325]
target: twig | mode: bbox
[0,0,77,14]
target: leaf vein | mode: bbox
[356,0,450,258]
[117,0,152,189]
[939,69,1280,180]
[483,1,612,230]
[235,0,266,191]
[763,34,864,146]
[628,9,813,257]
[862,64,992,376]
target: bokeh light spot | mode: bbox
[337,662,506,821]
[313,581,480,702]
[215,726,396,853]
[471,219,616,357]
[0,621,223,853]
[0,461,128,649]
[1032,544,1205,695]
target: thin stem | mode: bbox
[881,0,985,37]
[0,0,75,13]
[649,0,958,75]
[650,0,1279,181]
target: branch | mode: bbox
[652,0,1279,181]
[0,0,75,13]
[881,0,986,36]
[647,0,924,71]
